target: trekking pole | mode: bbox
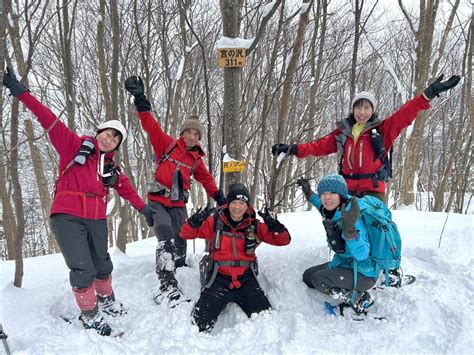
[0,324,11,355]
[437,212,450,248]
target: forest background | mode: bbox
[0,0,472,288]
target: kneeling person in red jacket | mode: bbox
[179,183,291,332]
[3,66,154,336]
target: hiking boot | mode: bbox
[79,310,112,336]
[351,291,375,315]
[153,286,190,308]
[383,269,402,288]
[97,294,127,317]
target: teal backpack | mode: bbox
[358,195,401,286]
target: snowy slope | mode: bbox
[0,209,473,354]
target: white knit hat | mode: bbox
[96,120,127,142]
[351,91,376,112]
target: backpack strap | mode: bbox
[156,139,178,168]
[337,126,393,187]
[156,139,200,175]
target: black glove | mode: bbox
[271,143,298,156]
[322,218,345,253]
[124,75,151,112]
[188,202,215,228]
[340,198,360,240]
[258,207,285,233]
[3,66,29,97]
[297,178,314,199]
[214,189,227,206]
[101,162,120,187]
[423,74,461,100]
[140,205,155,227]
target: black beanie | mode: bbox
[226,183,250,204]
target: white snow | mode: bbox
[262,2,276,17]
[222,153,239,163]
[175,57,185,81]
[301,2,311,14]
[0,209,473,354]
[216,36,255,49]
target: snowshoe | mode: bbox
[153,286,191,308]
[98,294,127,317]
[324,291,385,321]
[79,310,112,336]
[61,313,124,337]
[376,269,416,289]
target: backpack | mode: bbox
[336,127,393,188]
[358,195,401,286]
[199,210,259,290]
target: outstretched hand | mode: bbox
[3,66,28,97]
[271,143,298,156]
[258,207,285,233]
[423,74,461,100]
[140,205,155,228]
[296,178,313,199]
[124,76,145,97]
[124,75,150,112]
[340,198,360,240]
[188,201,215,228]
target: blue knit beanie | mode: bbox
[317,174,348,199]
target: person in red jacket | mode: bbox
[272,75,460,201]
[3,66,154,336]
[125,76,226,307]
[179,183,291,333]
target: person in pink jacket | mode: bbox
[3,66,154,336]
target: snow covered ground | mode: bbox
[0,209,473,354]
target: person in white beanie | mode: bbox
[271,75,461,201]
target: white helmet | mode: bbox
[96,120,127,142]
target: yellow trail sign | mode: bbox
[217,48,247,68]
[223,160,246,173]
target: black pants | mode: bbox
[192,271,272,332]
[303,262,377,295]
[50,214,112,289]
[148,201,187,291]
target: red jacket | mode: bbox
[179,207,291,288]
[138,111,218,207]
[296,94,431,194]
[18,92,146,219]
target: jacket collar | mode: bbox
[176,136,205,157]
[336,115,382,136]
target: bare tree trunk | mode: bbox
[399,0,459,206]
[97,0,112,121]
[219,0,244,189]
[249,3,285,206]
[24,119,59,253]
[0,0,17,260]
[349,0,363,101]
[57,0,77,131]
[268,0,312,209]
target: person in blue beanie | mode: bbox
[298,175,378,318]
